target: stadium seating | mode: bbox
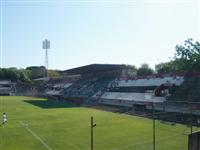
[117,76,184,87]
[101,92,165,103]
[61,76,114,98]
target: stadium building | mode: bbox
[45,64,195,114]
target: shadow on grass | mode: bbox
[24,100,77,109]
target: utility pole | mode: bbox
[91,116,96,150]
[190,105,193,134]
[152,103,156,150]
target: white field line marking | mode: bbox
[20,121,53,150]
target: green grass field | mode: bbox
[0,96,194,150]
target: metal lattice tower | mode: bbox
[42,39,50,79]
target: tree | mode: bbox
[19,69,31,82]
[155,62,174,74]
[0,68,7,80]
[137,63,154,76]
[126,65,137,77]
[6,68,21,81]
[0,66,63,81]
[174,38,200,72]
[0,68,3,79]
[26,66,46,79]
[48,70,61,78]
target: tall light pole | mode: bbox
[42,39,50,79]
[91,116,96,150]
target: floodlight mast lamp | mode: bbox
[42,39,50,79]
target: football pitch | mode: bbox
[0,96,194,150]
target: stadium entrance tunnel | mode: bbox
[23,99,78,109]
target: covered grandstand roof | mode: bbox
[63,64,125,75]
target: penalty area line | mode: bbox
[20,121,53,150]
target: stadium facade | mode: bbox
[44,64,198,115]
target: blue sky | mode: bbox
[0,0,199,70]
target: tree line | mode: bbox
[0,66,61,82]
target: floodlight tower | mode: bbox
[42,39,50,79]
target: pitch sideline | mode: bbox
[20,121,53,150]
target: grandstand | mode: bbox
[0,80,16,95]
[96,76,185,112]
[46,65,188,114]
[61,65,122,97]
[42,64,200,116]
